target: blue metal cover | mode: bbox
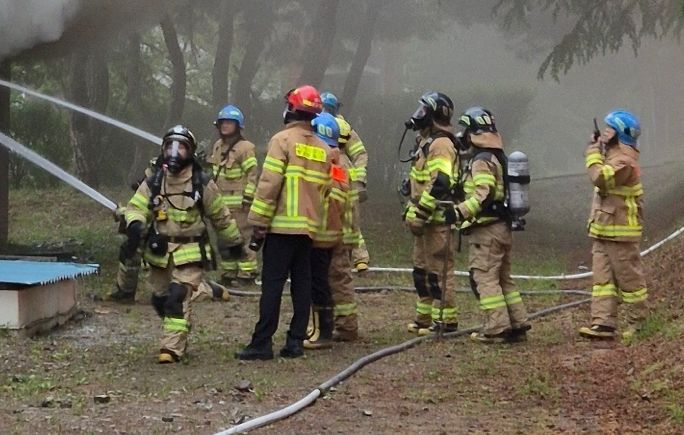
[0,260,99,286]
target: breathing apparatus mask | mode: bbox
[163,139,191,174]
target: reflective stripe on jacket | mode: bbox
[206,138,258,209]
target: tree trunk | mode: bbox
[160,14,186,129]
[125,32,150,183]
[67,47,110,187]
[212,0,237,110]
[341,2,382,115]
[233,0,275,122]
[296,0,340,87]
[0,60,10,249]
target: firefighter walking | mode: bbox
[205,104,259,286]
[579,109,648,340]
[404,91,460,335]
[124,126,243,363]
[454,107,530,343]
[235,85,334,360]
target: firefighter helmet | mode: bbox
[321,92,340,115]
[215,104,245,129]
[285,85,322,114]
[407,91,454,131]
[162,125,197,173]
[458,106,497,134]
[312,112,340,147]
[604,109,640,146]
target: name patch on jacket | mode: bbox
[295,143,327,163]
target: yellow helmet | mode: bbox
[335,116,351,145]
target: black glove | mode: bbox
[444,207,462,225]
[125,221,144,257]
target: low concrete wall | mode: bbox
[0,279,77,334]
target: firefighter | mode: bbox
[111,160,230,303]
[205,105,259,286]
[235,85,334,360]
[124,125,243,363]
[404,91,460,335]
[304,112,346,350]
[331,116,362,342]
[321,91,370,272]
[579,110,647,340]
[454,107,530,344]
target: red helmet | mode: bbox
[285,85,323,114]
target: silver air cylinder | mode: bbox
[507,151,530,230]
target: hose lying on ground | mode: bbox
[214,298,590,434]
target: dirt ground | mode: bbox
[1,187,683,434]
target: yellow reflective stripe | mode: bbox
[166,207,200,224]
[295,143,327,163]
[129,192,148,210]
[271,216,319,232]
[264,156,285,175]
[416,301,432,315]
[464,197,481,215]
[206,196,222,216]
[592,283,618,298]
[125,210,147,224]
[475,216,499,225]
[251,198,276,218]
[418,191,437,211]
[219,195,243,208]
[432,306,457,321]
[504,291,523,305]
[238,259,258,272]
[172,243,207,264]
[286,165,331,185]
[585,152,603,168]
[473,173,496,187]
[622,288,648,303]
[241,156,257,172]
[334,303,358,316]
[349,167,367,182]
[606,183,643,197]
[217,220,240,240]
[410,167,430,182]
[479,295,507,310]
[589,223,642,238]
[602,165,616,189]
[244,182,256,196]
[286,175,298,216]
[426,157,452,174]
[221,259,238,270]
[329,187,347,203]
[347,141,365,159]
[163,317,189,333]
[625,195,639,227]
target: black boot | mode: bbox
[235,340,274,361]
[280,333,304,358]
[108,285,135,304]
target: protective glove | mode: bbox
[242,195,253,209]
[444,206,462,226]
[124,221,144,257]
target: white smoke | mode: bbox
[0,0,82,59]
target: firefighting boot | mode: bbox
[234,340,274,361]
[304,307,333,350]
[470,329,511,344]
[355,261,369,273]
[578,324,617,340]
[280,333,304,358]
[506,324,532,343]
[207,280,230,301]
[108,285,135,304]
[408,321,431,336]
[420,322,459,335]
[158,349,180,364]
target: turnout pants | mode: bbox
[330,244,358,334]
[251,234,313,346]
[221,208,258,279]
[468,222,528,336]
[116,242,142,295]
[412,224,458,326]
[149,259,203,358]
[590,239,647,329]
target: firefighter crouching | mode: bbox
[235,85,334,360]
[124,125,243,364]
[579,110,648,340]
[206,104,259,286]
[454,107,530,344]
[404,91,460,335]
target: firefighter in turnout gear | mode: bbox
[454,107,530,344]
[206,105,259,285]
[321,91,370,272]
[579,110,647,340]
[404,91,460,335]
[235,85,334,360]
[125,125,243,363]
[304,112,348,350]
[111,159,231,303]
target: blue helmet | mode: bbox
[216,104,245,129]
[604,109,640,146]
[311,112,340,147]
[320,92,340,115]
